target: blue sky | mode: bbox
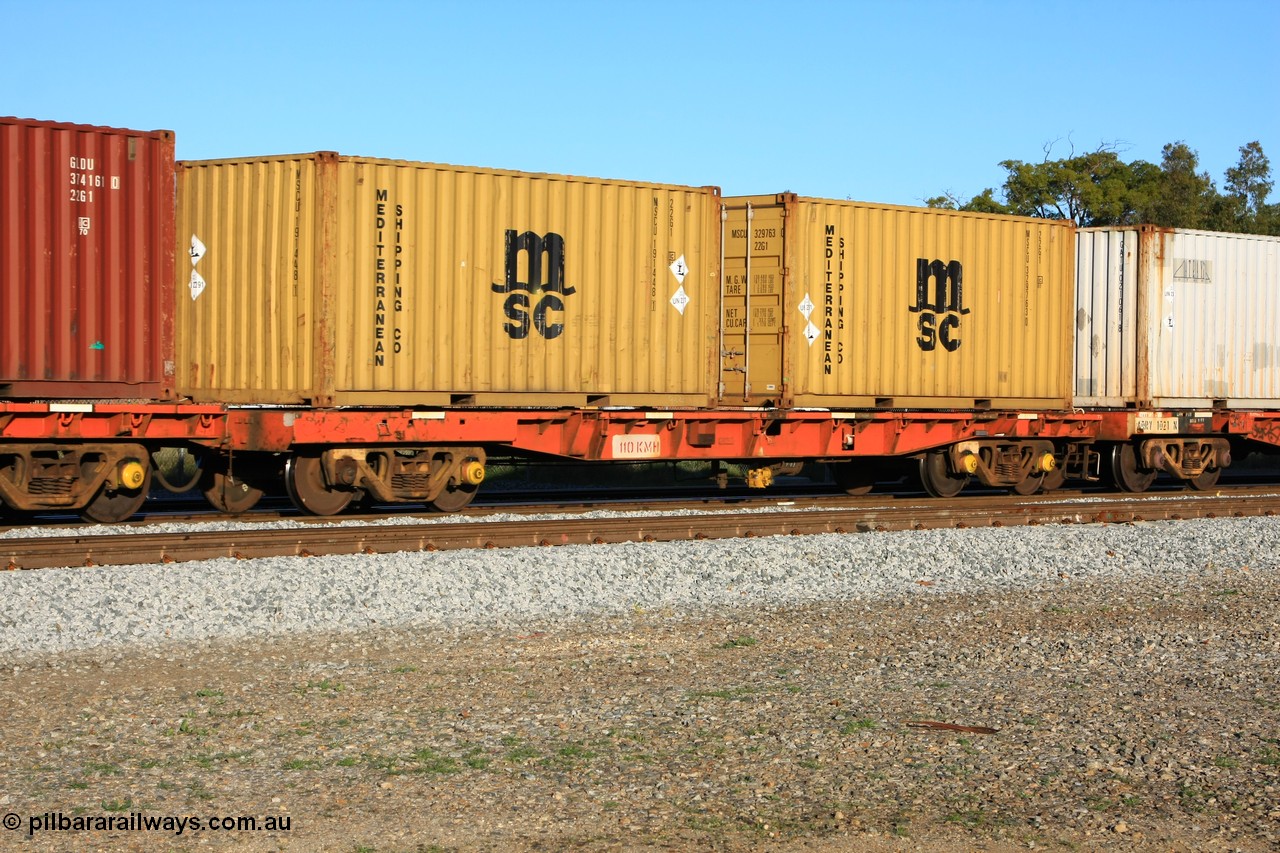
[5,0,1278,207]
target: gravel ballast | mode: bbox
[0,517,1269,850]
[3,516,1280,657]
[0,517,1277,850]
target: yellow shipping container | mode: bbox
[176,153,720,406]
[720,194,1075,408]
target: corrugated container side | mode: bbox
[723,195,1074,407]
[177,154,719,406]
[1073,228,1139,405]
[1075,227,1280,408]
[176,155,323,402]
[1149,228,1280,406]
[1,117,175,399]
[334,161,718,401]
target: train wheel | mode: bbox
[1187,467,1221,491]
[1110,444,1156,493]
[831,461,881,496]
[917,451,968,498]
[203,470,265,514]
[427,482,478,513]
[285,454,357,516]
[1012,472,1044,495]
[81,464,151,524]
[1040,463,1067,492]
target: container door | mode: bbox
[720,202,785,405]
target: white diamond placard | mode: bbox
[803,321,820,346]
[798,293,814,320]
[669,255,688,284]
[670,285,690,315]
[190,269,207,301]
[190,235,206,266]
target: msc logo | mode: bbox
[491,230,576,340]
[908,259,970,352]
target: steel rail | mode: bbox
[3,490,1277,571]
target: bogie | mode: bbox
[280,447,486,515]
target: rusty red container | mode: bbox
[0,117,175,399]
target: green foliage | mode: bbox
[1145,142,1215,228]
[998,147,1141,224]
[1225,141,1273,217]
[935,139,1278,235]
[956,187,1009,215]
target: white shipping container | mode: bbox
[1075,226,1280,408]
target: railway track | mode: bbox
[0,484,849,531]
[4,487,1278,571]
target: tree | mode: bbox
[1262,203,1280,236]
[932,139,1279,235]
[957,188,1010,215]
[1225,141,1272,212]
[925,188,1009,214]
[1142,142,1216,228]
[1223,141,1274,232]
[992,142,1148,227]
